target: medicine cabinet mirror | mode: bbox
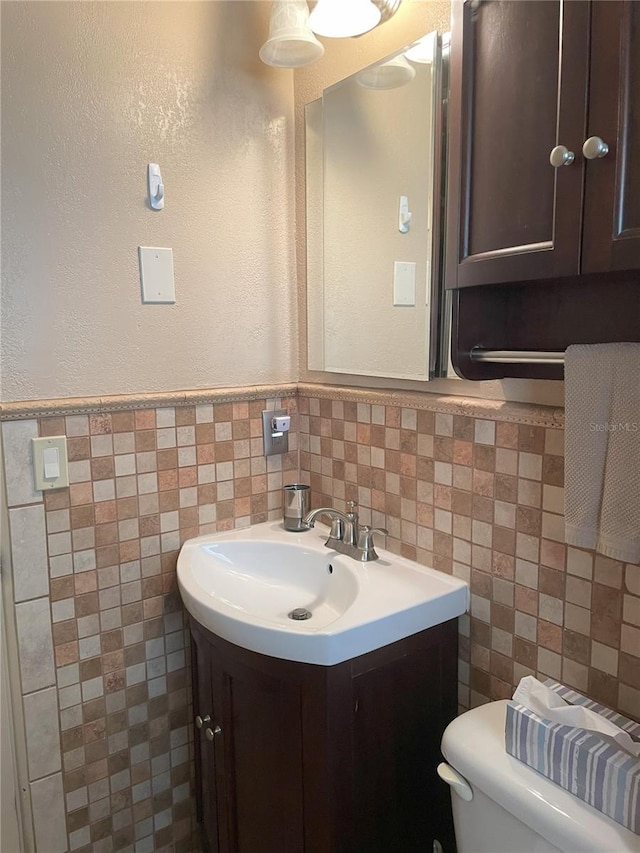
[306,30,451,381]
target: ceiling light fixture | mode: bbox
[260,0,325,68]
[308,0,381,38]
[371,0,404,25]
[259,0,405,69]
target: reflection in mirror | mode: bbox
[306,31,447,381]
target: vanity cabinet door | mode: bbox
[191,630,223,853]
[192,624,306,853]
[446,0,590,289]
[211,640,306,853]
[349,623,458,853]
[582,0,640,273]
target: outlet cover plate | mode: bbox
[262,409,289,457]
[139,246,176,303]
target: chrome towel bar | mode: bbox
[469,348,566,365]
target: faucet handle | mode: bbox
[357,525,388,561]
[328,516,345,541]
[346,499,358,514]
[358,526,388,543]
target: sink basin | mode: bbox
[185,539,358,627]
[177,521,469,665]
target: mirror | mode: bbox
[306,31,449,380]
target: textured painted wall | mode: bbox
[1,1,297,401]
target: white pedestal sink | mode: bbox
[178,521,469,665]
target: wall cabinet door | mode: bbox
[582,0,640,272]
[446,0,589,289]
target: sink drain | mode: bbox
[288,607,312,621]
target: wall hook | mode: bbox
[398,195,412,233]
[148,163,165,210]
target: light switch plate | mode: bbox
[32,436,69,490]
[393,261,416,306]
[139,246,176,303]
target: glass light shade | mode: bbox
[357,55,416,89]
[260,0,325,68]
[373,0,403,24]
[404,32,437,64]
[309,0,381,38]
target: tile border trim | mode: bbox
[0,384,299,421]
[297,383,565,429]
[0,382,564,428]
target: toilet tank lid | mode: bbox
[441,700,639,853]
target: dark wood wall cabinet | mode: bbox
[190,617,458,853]
[446,0,640,380]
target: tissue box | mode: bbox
[505,680,640,834]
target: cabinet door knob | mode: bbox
[582,136,609,160]
[549,145,575,167]
[205,725,222,741]
[195,714,211,729]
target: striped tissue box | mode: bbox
[505,679,640,834]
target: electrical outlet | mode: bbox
[262,409,289,457]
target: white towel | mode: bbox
[564,343,640,564]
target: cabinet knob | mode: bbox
[205,725,222,741]
[195,714,211,729]
[582,136,609,160]
[549,145,575,168]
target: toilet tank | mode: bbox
[440,700,639,853]
[445,781,562,853]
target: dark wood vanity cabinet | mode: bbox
[190,618,458,853]
[446,0,640,289]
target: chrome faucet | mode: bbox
[302,500,388,562]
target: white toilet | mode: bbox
[438,700,639,853]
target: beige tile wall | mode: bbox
[297,391,640,720]
[3,383,638,853]
[2,395,297,853]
